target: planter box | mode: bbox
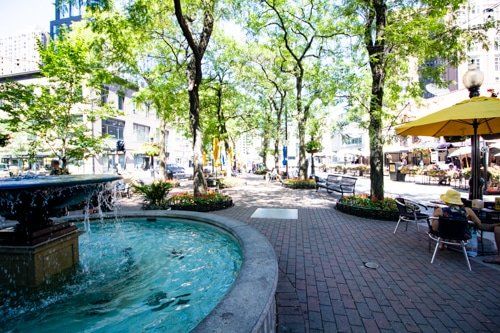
[336,202,399,221]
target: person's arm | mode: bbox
[431,207,443,231]
[433,207,443,218]
[465,207,481,226]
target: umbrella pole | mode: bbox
[470,119,482,200]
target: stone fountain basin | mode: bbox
[60,210,278,333]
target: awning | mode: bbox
[448,146,471,157]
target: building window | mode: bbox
[342,136,362,145]
[145,103,151,118]
[118,93,125,110]
[57,0,70,19]
[470,57,480,69]
[70,0,82,17]
[102,118,125,139]
[496,56,500,72]
[495,36,500,51]
[470,42,480,52]
[470,3,479,15]
[100,86,109,104]
[456,9,467,25]
[133,123,150,142]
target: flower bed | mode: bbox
[283,179,316,189]
[336,195,399,221]
[169,192,233,212]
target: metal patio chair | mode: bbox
[394,198,429,234]
[428,216,472,271]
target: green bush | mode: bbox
[283,179,316,189]
[133,181,173,209]
[169,192,233,212]
[336,195,399,221]
[339,195,397,211]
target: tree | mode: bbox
[87,0,187,180]
[306,117,324,177]
[342,0,481,200]
[0,28,115,170]
[202,32,262,176]
[247,0,341,179]
[252,49,291,172]
[173,0,215,195]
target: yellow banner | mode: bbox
[212,138,220,163]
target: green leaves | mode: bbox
[0,28,118,168]
[133,181,173,209]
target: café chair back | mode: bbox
[428,216,471,271]
[394,198,429,234]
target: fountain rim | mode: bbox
[58,210,278,333]
[0,174,122,190]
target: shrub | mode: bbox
[169,191,233,212]
[336,195,399,221]
[283,178,316,189]
[133,181,173,209]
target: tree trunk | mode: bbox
[366,0,387,201]
[311,152,315,177]
[215,83,232,178]
[188,62,207,196]
[262,136,269,167]
[295,73,308,179]
[369,108,384,200]
[261,110,273,168]
[274,138,280,171]
[158,119,168,180]
[273,98,283,171]
[173,0,214,196]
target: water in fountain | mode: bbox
[0,175,243,331]
[0,218,242,332]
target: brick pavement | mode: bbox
[212,177,500,333]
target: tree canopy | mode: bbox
[3,0,486,199]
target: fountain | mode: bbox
[0,175,278,332]
[0,174,121,287]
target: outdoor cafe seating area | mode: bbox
[394,194,500,271]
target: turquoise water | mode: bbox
[0,218,242,332]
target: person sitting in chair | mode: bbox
[50,160,68,175]
[433,189,500,264]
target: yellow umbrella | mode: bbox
[396,96,500,199]
[396,97,500,137]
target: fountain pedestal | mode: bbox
[0,175,121,287]
[0,228,80,287]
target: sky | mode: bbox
[0,0,54,38]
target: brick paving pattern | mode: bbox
[211,177,500,333]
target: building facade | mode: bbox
[0,31,48,76]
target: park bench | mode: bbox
[316,174,357,196]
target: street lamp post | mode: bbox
[284,108,289,178]
[462,63,484,200]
